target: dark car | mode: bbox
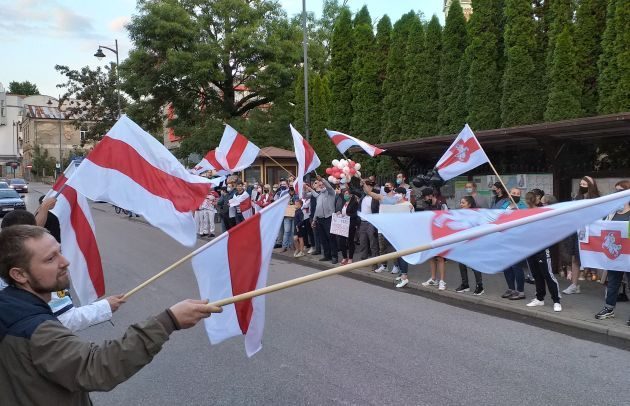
[9,178,28,193]
[0,189,26,217]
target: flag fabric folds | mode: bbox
[229,191,253,220]
[193,150,229,176]
[579,220,630,272]
[194,125,259,175]
[360,190,630,273]
[66,115,212,247]
[435,124,489,181]
[290,124,321,194]
[324,129,385,157]
[48,162,105,305]
[192,194,289,357]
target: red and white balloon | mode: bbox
[324,159,362,184]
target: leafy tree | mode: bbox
[310,74,335,165]
[55,63,128,141]
[31,145,58,178]
[465,0,503,130]
[329,7,354,131]
[122,0,302,148]
[351,17,381,143]
[501,0,540,126]
[353,5,371,27]
[609,0,630,113]
[597,0,618,114]
[416,15,442,136]
[374,15,392,85]
[438,0,468,134]
[573,0,607,116]
[400,16,426,137]
[381,11,416,141]
[8,81,39,96]
[544,27,581,121]
[543,0,574,108]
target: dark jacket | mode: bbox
[0,286,177,406]
[342,198,359,218]
[309,195,317,220]
[358,193,380,215]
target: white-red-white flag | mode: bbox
[229,191,253,220]
[192,194,289,356]
[193,150,230,176]
[48,162,105,305]
[290,124,320,194]
[435,124,489,181]
[360,190,630,273]
[324,129,385,157]
[579,220,630,272]
[66,115,212,247]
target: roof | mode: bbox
[258,146,295,159]
[367,112,630,158]
[24,105,66,120]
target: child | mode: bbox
[293,199,306,257]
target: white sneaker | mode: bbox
[422,278,437,287]
[374,265,386,273]
[296,251,305,257]
[562,284,581,295]
[526,298,545,307]
[307,247,315,254]
[438,280,446,290]
[395,278,409,288]
[553,303,562,312]
[293,251,299,257]
[391,265,400,274]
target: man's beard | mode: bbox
[31,268,71,294]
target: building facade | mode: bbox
[444,0,473,20]
[0,83,24,177]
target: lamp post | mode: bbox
[47,98,63,177]
[11,121,17,178]
[94,39,122,118]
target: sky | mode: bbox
[0,0,444,98]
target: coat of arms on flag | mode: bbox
[579,220,630,272]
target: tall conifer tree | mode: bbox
[375,16,392,87]
[415,15,442,136]
[610,0,630,113]
[544,27,582,121]
[438,0,468,134]
[329,7,354,131]
[400,16,425,138]
[501,0,539,126]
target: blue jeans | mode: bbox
[282,217,294,248]
[504,262,525,292]
[605,270,626,308]
[397,257,409,275]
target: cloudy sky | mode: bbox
[0,0,444,98]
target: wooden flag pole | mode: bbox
[207,190,630,308]
[487,160,519,208]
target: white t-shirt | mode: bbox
[360,195,373,214]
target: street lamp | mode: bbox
[94,39,122,118]
[47,98,63,176]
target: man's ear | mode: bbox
[8,267,28,285]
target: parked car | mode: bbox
[0,182,9,189]
[0,189,26,217]
[8,178,28,193]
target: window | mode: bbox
[80,128,88,141]
[244,166,261,184]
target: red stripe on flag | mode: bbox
[58,184,105,297]
[330,134,349,146]
[205,150,226,171]
[225,133,249,169]
[52,173,69,191]
[87,137,209,212]
[227,213,262,334]
[436,137,482,170]
[302,138,316,173]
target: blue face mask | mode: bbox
[396,179,402,185]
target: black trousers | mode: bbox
[316,216,338,260]
[527,249,560,303]
[459,263,482,286]
[337,218,359,260]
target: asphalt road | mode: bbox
[23,184,630,405]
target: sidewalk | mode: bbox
[84,195,630,347]
[272,246,630,346]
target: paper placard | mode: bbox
[330,214,350,237]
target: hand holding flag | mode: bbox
[325,129,385,157]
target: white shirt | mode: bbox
[360,195,373,214]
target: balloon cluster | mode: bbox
[325,159,362,184]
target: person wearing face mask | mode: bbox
[389,187,414,287]
[304,177,338,264]
[490,182,509,209]
[524,192,562,312]
[336,190,360,265]
[501,187,527,209]
[216,187,233,232]
[357,179,380,271]
[455,196,484,295]
[594,180,630,322]
[563,176,601,295]
[419,188,449,290]
[256,184,274,209]
[225,181,238,229]
[464,182,489,209]
[274,178,290,200]
[364,181,398,274]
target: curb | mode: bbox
[272,251,630,349]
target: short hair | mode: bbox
[531,188,545,198]
[236,181,244,186]
[1,209,36,229]
[420,187,434,198]
[0,225,50,286]
[394,186,407,195]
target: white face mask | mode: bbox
[465,187,473,193]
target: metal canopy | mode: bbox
[362,112,630,158]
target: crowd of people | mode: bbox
[202,172,630,319]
